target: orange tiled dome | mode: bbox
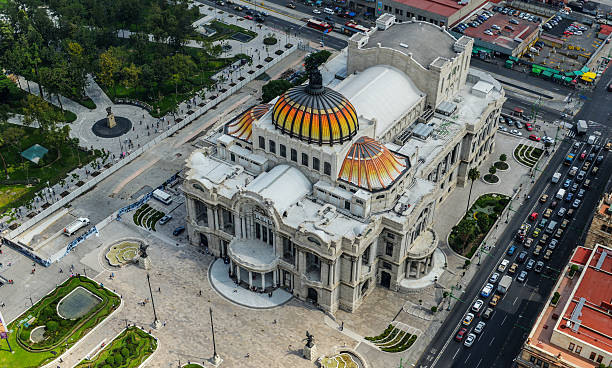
[339,137,408,191]
[226,104,270,142]
[271,72,358,145]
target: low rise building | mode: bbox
[584,192,612,249]
[516,244,612,368]
[182,15,504,313]
[350,0,488,27]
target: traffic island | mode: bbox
[514,144,543,167]
[0,276,121,367]
[74,327,157,368]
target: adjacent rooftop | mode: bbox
[365,21,458,67]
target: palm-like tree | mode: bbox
[466,168,480,214]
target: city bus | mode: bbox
[341,21,370,35]
[306,19,333,33]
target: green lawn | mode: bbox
[0,276,120,368]
[75,327,157,368]
[449,193,510,257]
[0,123,102,213]
[204,20,257,42]
[183,364,204,368]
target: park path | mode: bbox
[14,76,90,115]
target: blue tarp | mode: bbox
[21,144,48,164]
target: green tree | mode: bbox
[98,47,126,99]
[476,212,490,232]
[499,154,507,162]
[163,54,196,103]
[46,320,59,332]
[489,166,496,176]
[465,168,480,215]
[304,50,332,71]
[262,79,292,103]
[0,136,9,179]
[66,41,89,99]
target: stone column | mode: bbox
[236,266,241,283]
[416,261,422,278]
[273,269,277,286]
[261,272,266,290]
[406,260,413,278]
[248,271,253,288]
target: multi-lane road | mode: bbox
[418,96,612,366]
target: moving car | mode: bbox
[462,313,475,326]
[489,295,501,307]
[455,328,468,341]
[474,321,486,334]
[481,283,494,298]
[489,272,500,283]
[534,261,544,273]
[498,259,510,272]
[464,333,477,347]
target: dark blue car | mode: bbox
[507,245,517,255]
[173,226,185,236]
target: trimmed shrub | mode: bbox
[263,36,277,45]
[46,320,59,332]
[114,353,123,365]
[105,356,115,365]
[121,347,130,358]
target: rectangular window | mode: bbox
[302,153,309,166]
[268,228,274,245]
[385,242,393,256]
[230,153,236,162]
[313,157,320,171]
[344,201,351,210]
[262,225,268,242]
[269,140,276,154]
[575,346,582,354]
[362,245,370,265]
[324,162,331,175]
[529,356,536,363]
[291,149,297,162]
[590,352,596,360]
[282,237,295,264]
[596,355,603,363]
[259,136,265,149]
[280,144,287,157]
[255,223,261,239]
[568,343,575,351]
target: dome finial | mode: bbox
[306,69,324,95]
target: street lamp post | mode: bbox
[146,273,160,328]
[209,307,221,364]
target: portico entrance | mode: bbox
[380,271,391,288]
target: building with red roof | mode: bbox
[517,244,612,368]
[348,0,489,28]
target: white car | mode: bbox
[471,299,484,313]
[464,333,477,347]
[491,24,500,30]
[480,283,494,298]
[462,313,475,326]
[474,321,486,334]
[498,259,510,272]
[313,9,321,14]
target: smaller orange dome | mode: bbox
[339,137,408,191]
[226,104,270,142]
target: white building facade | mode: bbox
[182,15,505,313]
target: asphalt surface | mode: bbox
[196,0,349,49]
[418,109,612,366]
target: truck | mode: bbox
[576,120,588,135]
[152,189,172,205]
[551,172,561,183]
[587,135,596,145]
[497,275,513,294]
[556,189,566,200]
[564,153,575,165]
[63,218,90,236]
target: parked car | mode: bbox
[543,209,553,218]
[572,199,582,208]
[539,194,548,203]
[529,134,540,142]
[507,245,517,255]
[471,299,484,313]
[534,261,544,273]
[474,321,486,334]
[548,239,558,250]
[173,226,186,236]
[571,183,579,192]
[529,212,538,221]
[524,238,534,248]
[526,259,536,270]
[508,263,519,274]
[159,215,172,225]
[517,270,528,282]
[482,307,494,320]
[481,283,494,297]
[498,259,510,272]
[577,189,585,199]
[464,333,477,347]
[557,207,566,217]
[489,295,501,307]
[518,250,528,263]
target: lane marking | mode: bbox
[489,336,496,346]
[452,348,461,360]
[501,315,508,325]
[476,358,483,368]
[464,353,472,364]
[513,296,519,305]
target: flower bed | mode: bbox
[75,327,157,368]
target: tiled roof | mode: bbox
[226,104,271,142]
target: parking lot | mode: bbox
[534,16,603,72]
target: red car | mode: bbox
[579,150,586,160]
[525,123,533,131]
[244,15,253,20]
[529,212,538,221]
[455,328,468,341]
[529,134,540,142]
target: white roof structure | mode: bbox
[335,65,423,138]
[246,165,311,213]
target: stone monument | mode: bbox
[138,243,152,270]
[302,331,317,362]
[106,106,117,129]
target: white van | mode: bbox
[323,7,334,15]
[152,189,172,205]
